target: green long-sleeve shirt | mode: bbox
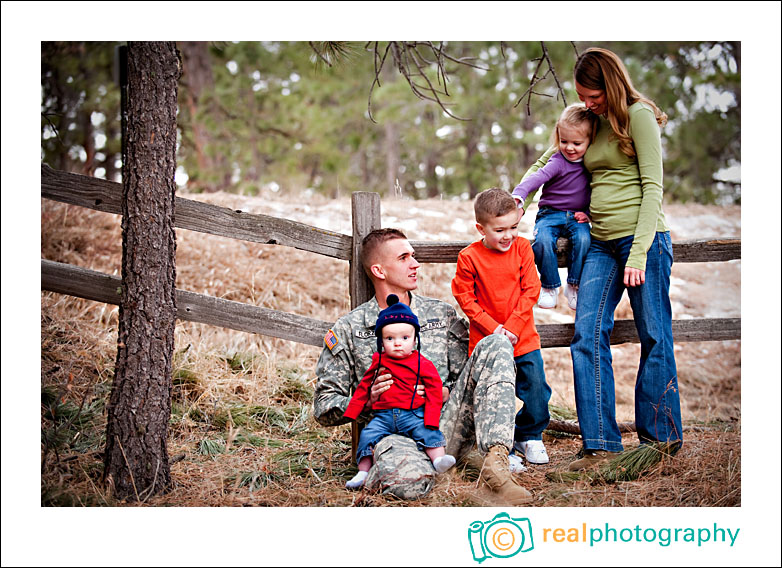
[521,102,669,270]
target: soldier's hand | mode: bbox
[502,328,518,346]
[367,368,393,407]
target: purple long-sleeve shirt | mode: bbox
[512,151,591,213]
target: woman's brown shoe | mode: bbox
[567,450,617,471]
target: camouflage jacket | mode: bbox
[313,294,469,427]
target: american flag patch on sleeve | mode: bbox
[324,329,339,350]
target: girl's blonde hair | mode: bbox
[574,47,667,158]
[549,103,599,148]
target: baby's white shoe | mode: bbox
[345,470,368,489]
[433,454,456,473]
[508,453,528,473]
[538,287,558,309]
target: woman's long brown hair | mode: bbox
[574,47,667,158]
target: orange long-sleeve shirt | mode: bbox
[451,237,541,358]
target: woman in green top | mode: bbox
[562,48,683,469]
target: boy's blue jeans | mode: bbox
[513,349,551,442]
[532,207,592,289]
[355,408,445,464]
[570,232,682,452]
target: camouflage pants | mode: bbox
[365,335,516,499]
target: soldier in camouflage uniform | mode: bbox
[313,228,532,503]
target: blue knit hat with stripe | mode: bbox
[375,294,419,350]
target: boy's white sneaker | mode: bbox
[565,283,578,310]
[514,440,550,464]
[508,453,528,473]
[538,287,558,309]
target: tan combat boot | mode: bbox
[480,445,533,505]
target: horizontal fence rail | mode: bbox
[41,260,332,347]
[42,165,741,349]
[42,164,352,261]
[41,259,741,348]
[409,238,742,264]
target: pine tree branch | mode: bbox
[308,41,332,67]
[365,41,481,123]
[41,112,66,147]
[367,42,391,123]
[514,41,569,115]
[541,41,568,105]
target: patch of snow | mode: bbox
[450,217,471,234]
[666,214,739,240]
[407,207,446,218]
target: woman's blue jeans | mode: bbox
[532,207,592,289]
[570,232,682,452]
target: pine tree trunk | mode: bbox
[179,41,216,192]
[104,41,180,501]
[465,122,480,199]
[384,121,400,197]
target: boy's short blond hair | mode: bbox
[474,187,517,225]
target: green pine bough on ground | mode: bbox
[547,442,680,483]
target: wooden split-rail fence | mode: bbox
[41,164,741,439]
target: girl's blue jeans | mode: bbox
[355,408,445,464]
[570,232,682,452]
[513,349,551,442]
[532,207,592,289]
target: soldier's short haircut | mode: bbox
[361,228,408,276]
[474,187,516,225]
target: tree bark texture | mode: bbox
[104,41,180,501]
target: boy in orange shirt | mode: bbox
[452,188,552,465]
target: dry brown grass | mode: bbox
[40,195,741,507]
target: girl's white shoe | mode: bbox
[565,283,578,310]
[538,287,558,309]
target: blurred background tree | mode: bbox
[41,40,741,204]
[41,41,121,181]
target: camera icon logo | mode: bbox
[468,512,534,563]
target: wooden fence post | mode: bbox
[349,192,381,308]
[349,192,381,459]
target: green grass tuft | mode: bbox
[548,403,578,421]
[233,470,275,491]
[225,352,257,374]
[548,442,679,484]
[212,404,291,430]
[546,470,583,483]
[198,438,226,456]
[597,442,677,482]
[273,377,314,403]
[41,387,107,453]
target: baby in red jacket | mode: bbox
[343,294,456,489]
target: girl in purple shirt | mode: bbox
[512,104,598,310]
